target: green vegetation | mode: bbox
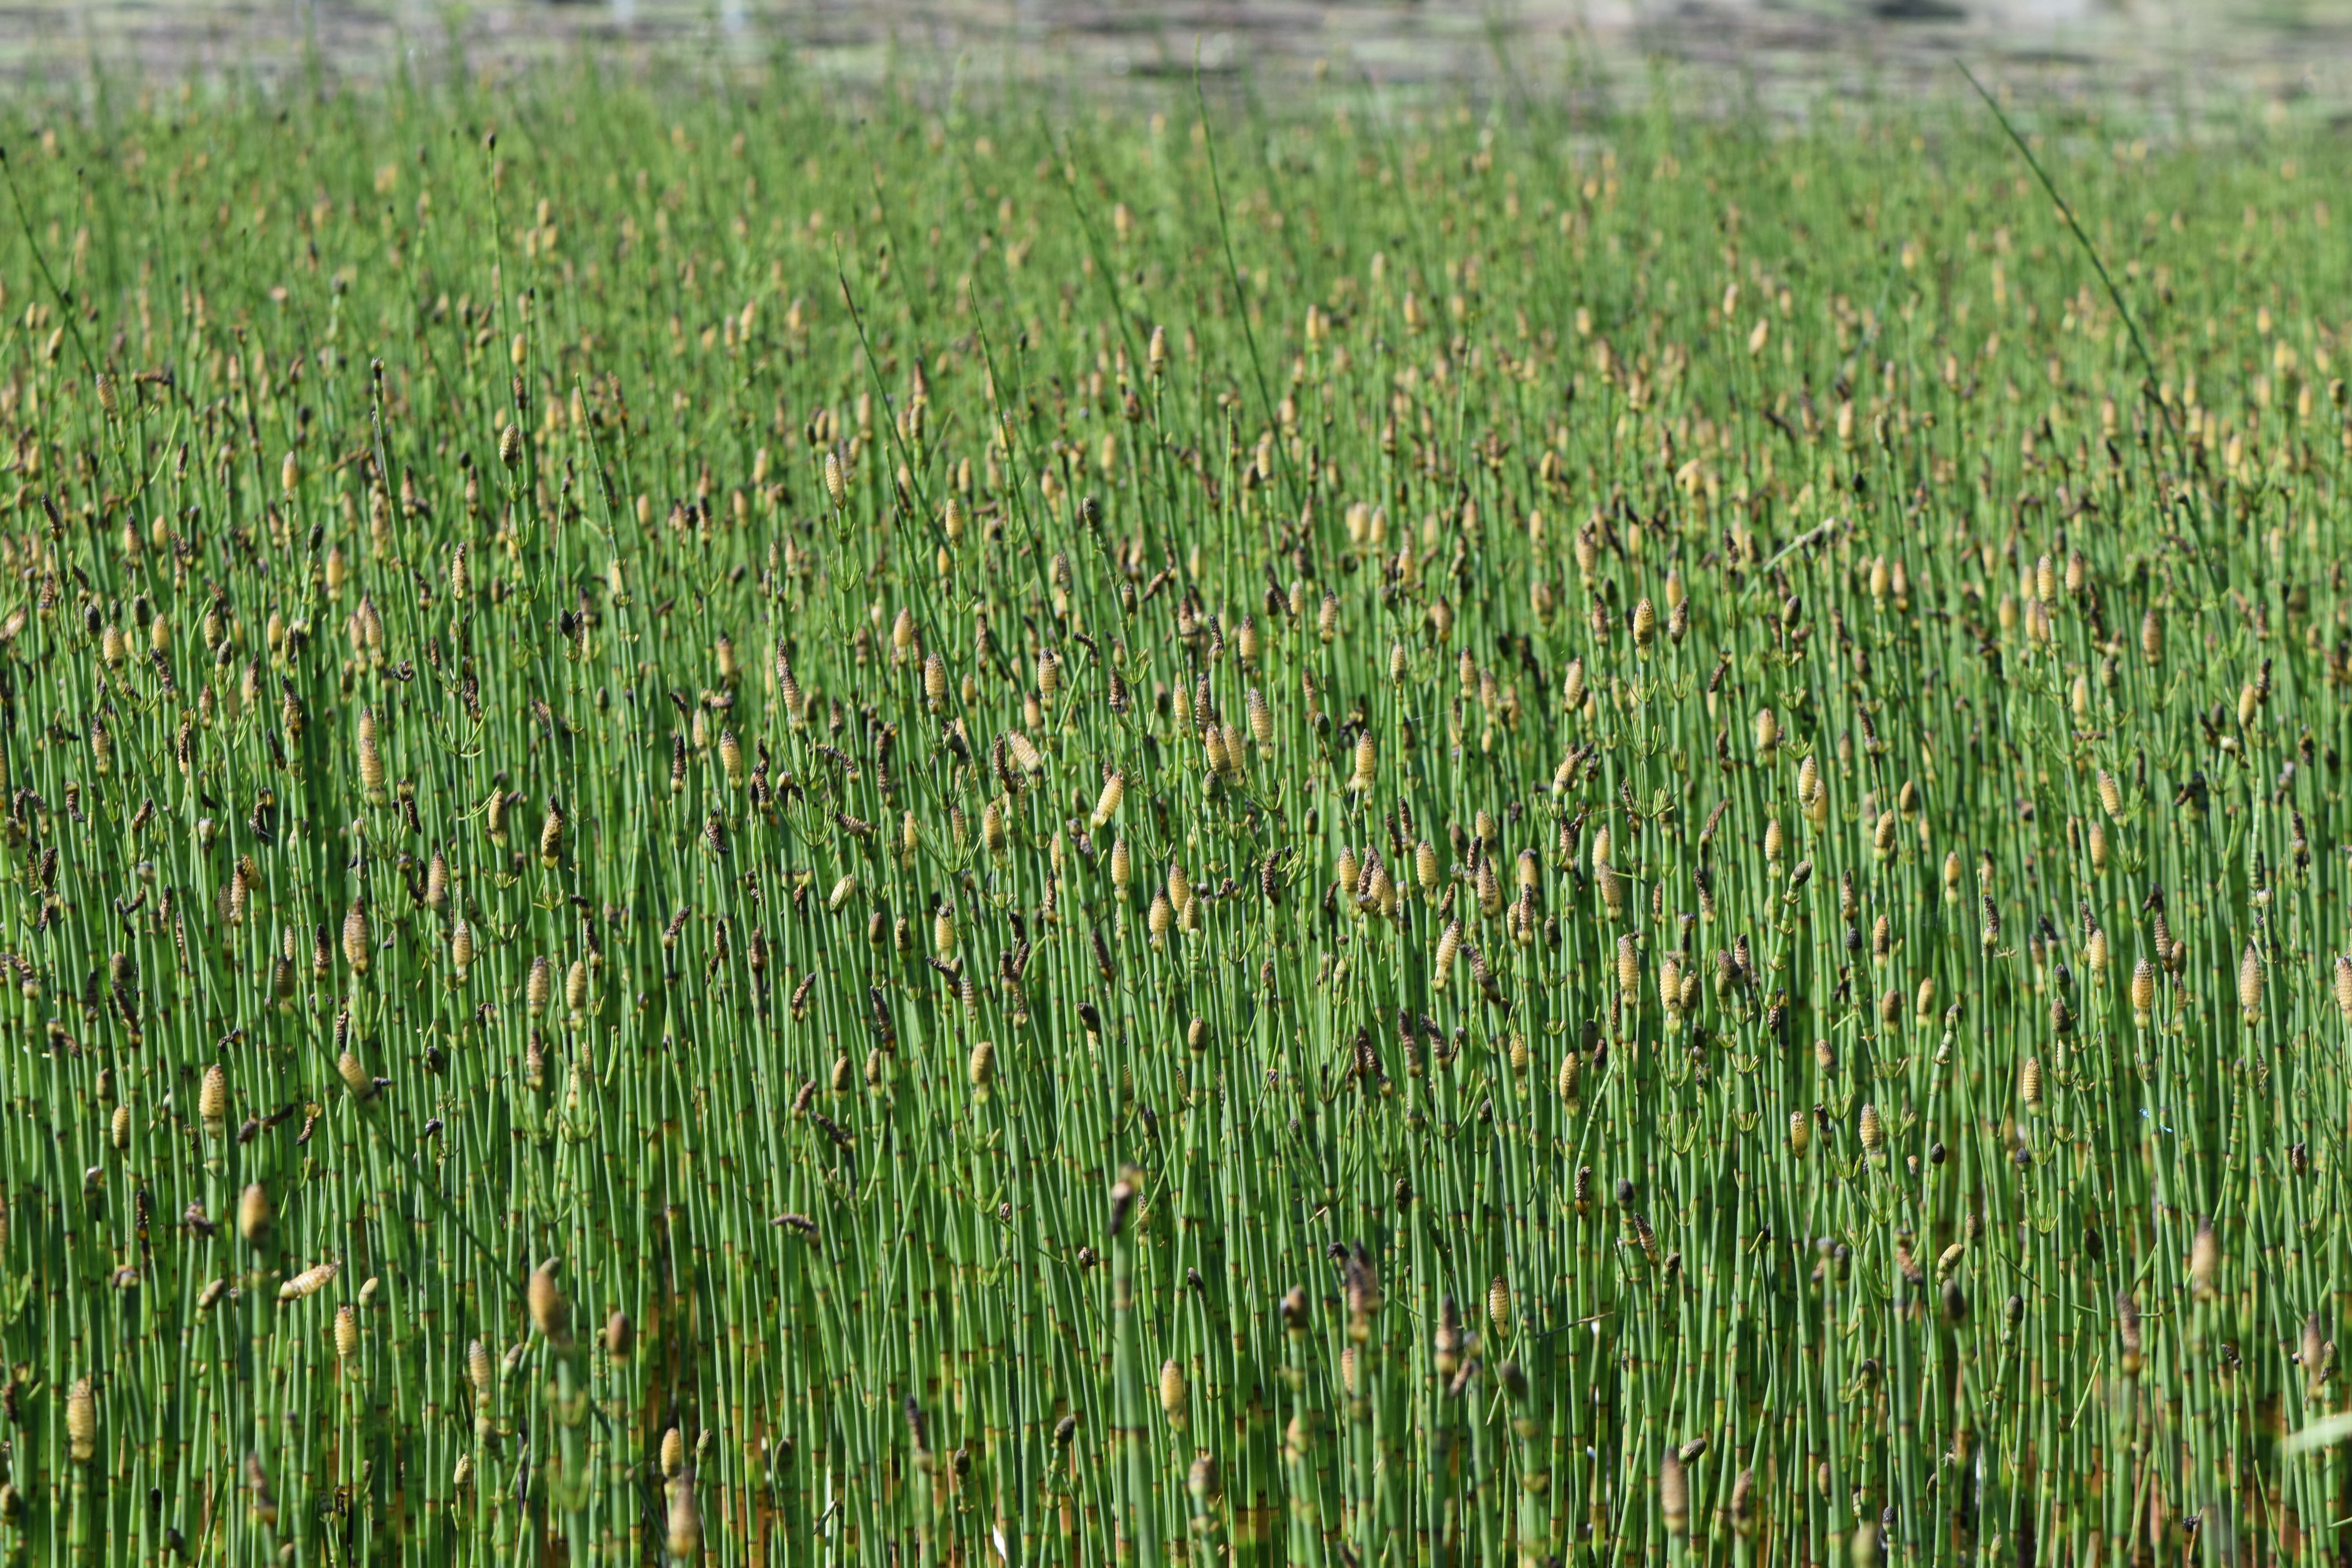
[0,64,2347,1568]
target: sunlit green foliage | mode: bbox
[0,67,2347,1568]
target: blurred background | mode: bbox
[4,0,2352,118]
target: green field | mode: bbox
[0,60,2348,1568]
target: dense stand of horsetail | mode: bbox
[0,57,2345,1568]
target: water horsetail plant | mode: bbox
[0,52,2349,1568]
